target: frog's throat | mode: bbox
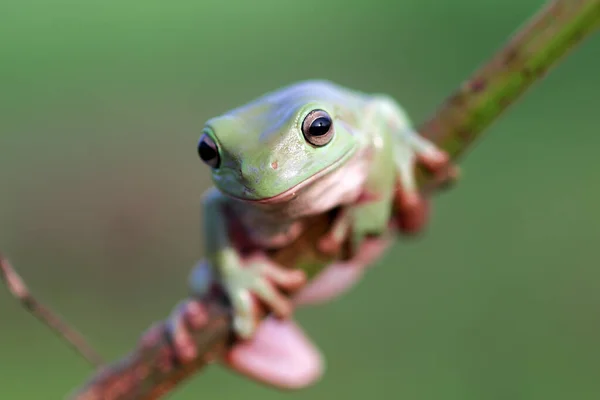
[234,145,358,205]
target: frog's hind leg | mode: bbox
[226,238,393,389]
[165,300,323,389]
[167,260,322,390]
[224,317,324,389]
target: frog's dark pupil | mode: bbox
[309,117,331,136]
[198,140,217,161]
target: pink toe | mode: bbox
[225,318,324,390]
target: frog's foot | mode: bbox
[394,136,457,235]
[224,255,307,339]
[415,145,460,190]
[166,299,212,365]
[225,317,324,389]
[166,300,323,390]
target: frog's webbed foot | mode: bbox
[165,299,212,365]
[166,300,323,389]
[220,255,306,339]
[394,133,459,234]
[169,258,307,360]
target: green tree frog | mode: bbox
[168,80,450,389]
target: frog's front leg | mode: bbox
[393,129,449,233]
[197,188,307,339]
[374,96,456,234]
[219,253,306,337]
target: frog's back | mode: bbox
[227,80,371,118]
[264,80,370,105]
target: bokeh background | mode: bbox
[1,0,599,399]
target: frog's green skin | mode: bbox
[192,80,443,339]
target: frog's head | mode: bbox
[196,83,361,203]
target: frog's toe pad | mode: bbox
[394,189,430,235]
[417,147,460,189]
[225,317,324,390]
[261,261,307,291]
[233,311,260,340]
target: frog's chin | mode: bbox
[232,146,359,205]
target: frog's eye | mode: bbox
[197,132,220,168]
[301,109,334,147]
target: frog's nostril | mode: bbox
[242,186,254,196]
[240,164,261,185]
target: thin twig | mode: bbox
[0,253,105,367]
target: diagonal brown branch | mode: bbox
[0,254,105,367]
[68,2,599,398]
[2,0,598,399]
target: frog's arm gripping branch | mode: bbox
[1,1,597,399]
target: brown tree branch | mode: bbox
[68,1,599,398]
[0,254,105,367]
[2,0,597,399]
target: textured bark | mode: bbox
[65,0,600,398]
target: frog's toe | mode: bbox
[166,299,210,364]
[251,275,294,320]
[234,314,258,340]
[394,185,430,235]
[416,146,460,189]
[415,143,449,168]
[262,260,307,291]
[394,153,430,234]
[230,288,260,339]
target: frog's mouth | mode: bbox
[237,145,359,205]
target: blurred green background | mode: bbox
[1,0,599,399]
